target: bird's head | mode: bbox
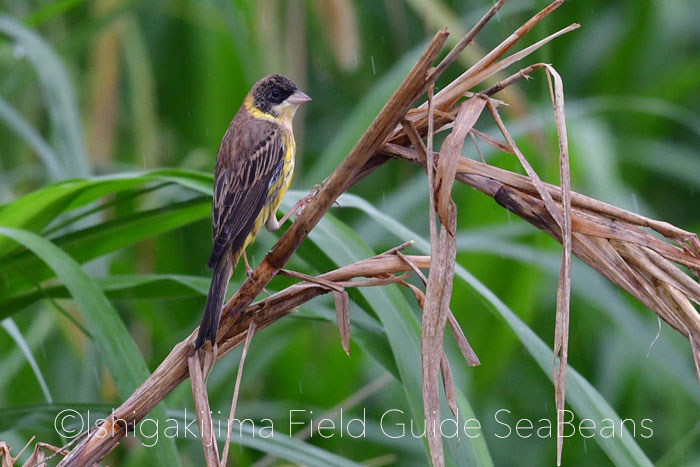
[249,74,311,123]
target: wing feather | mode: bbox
[207,118,285,269]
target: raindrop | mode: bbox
[353,51,358,67]
[370,56,376,75]
[298,381,303,394]
[631,193,639,214]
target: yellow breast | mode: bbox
[242,130,295,251]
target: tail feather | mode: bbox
[195,255,233,348]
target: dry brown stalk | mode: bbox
[390,141,700,356]
[58,22,448,465]
[51,2,661,465]
[422,95,483,466]
[188,351,219,466]
[57,252,431,465]
[397,251,480,368]
[220,321,256,467]
[333,289,352,355]
[540,64,573,465]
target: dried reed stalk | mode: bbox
[57,21,449,466]
[44,1,699,466]
[383,143,700,372]
[56,252,431,466]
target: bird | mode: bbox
[195,74,311,349]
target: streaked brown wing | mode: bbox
[207,119,285,269]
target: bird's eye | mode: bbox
[270,88,281,99]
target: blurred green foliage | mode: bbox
[1,0,699,465]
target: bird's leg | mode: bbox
[243,251,254,278]
[242,251,270,295]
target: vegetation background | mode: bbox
[1,0,699,465]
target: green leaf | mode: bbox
[0,16,89,178]
[0,404,361,467]
[0,197,211,299]
[0,95,62,180]
[0,274,210,319]
[0,227,180,466]
[0,169,211,258]
[1,318,53,403]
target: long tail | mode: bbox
[195,254,233,349]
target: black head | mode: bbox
[251,74,299,115]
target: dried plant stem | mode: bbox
[543,64,573,467]
[421,93,483,467]
[46,4,699,466]
[221,321,256,467]
[58,24,447,466]
[188,351,219,466]
[58,253,430,465]
[429,0,568,110]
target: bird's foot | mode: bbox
[243,251,270,296]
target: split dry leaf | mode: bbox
[221,321,257,467]
[440,355,458,417]
[45,3,616,465]
[435,96,485,231]
[1,442,14,467]
[187,351,219,467]
[333,289,351,356]
[542,64,572,467]
[23,442,72,467]
[422,206,458,467]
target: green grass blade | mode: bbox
[623,137,700,189]
[0,169,212,258]
[25,0,89,26]
[0,95,63,179]
[0,227,180,466]
[0,198,210,299]
[0,16,89,177]
[1,317,53,403]
[0,274,210,317]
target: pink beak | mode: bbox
[287,90,312,106]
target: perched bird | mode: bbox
[195,74,311,349]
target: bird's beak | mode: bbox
[287,90,312,106]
